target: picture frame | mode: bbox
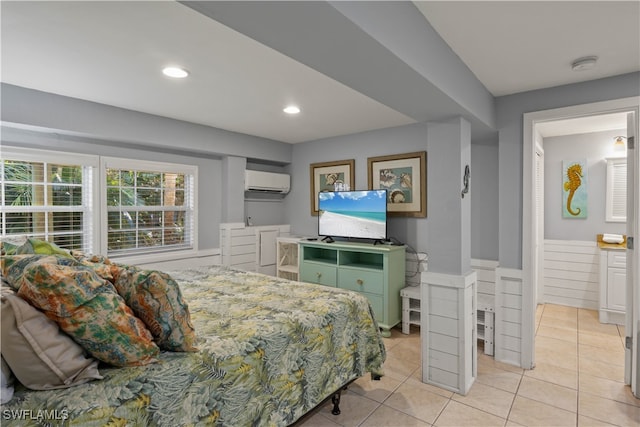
[309,159,355,215]
[368,151,427,217]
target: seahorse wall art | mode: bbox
[562,160,587,218]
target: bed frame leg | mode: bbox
[331,390,342,415]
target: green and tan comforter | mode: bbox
[1,265,386,426]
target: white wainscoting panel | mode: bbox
[544,239,599,309]
[421,271,477,395]
[472,259,499,355]
[495,268,523,367]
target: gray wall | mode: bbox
[496,72,640,269]
[1,84,293,250]
[285,122,430,248]
[470,143,499,260]
[4,71,639,272]
[285,118,472,276]
[544,129,627,241]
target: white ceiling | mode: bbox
[1,1,638,143]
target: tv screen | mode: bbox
[318,190,387,240]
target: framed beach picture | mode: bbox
[367,151,427,217]
[309,159,355,215]
[562,159,587,218]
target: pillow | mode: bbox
[1,241,19,256]
[0,287,102,390]
[1,357,14,403]
[112,266,198,352]
[1,254,79,291]
[11,256,160,367]
[16,237,73,259]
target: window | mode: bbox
[605,157,627,222]
[102,158,197,257]
[0,148,97,252]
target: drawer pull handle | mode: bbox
[356,279,364,285]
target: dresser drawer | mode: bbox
[300,263,337,287]
[608,251,627,269]
[339,268,384,295]
[364,294,384,323]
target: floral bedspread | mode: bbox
[1,265,386,426]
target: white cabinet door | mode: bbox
[608,268,627,312]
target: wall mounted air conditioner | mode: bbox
[244,170,290,194]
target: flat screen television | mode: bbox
[318,189,387,241]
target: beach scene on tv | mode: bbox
[318,190,387,240]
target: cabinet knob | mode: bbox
[356,279,364,285]
[316,272,322,279]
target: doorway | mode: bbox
[522,97,640,397]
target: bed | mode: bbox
[0,253,386,427]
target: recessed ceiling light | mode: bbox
[162,66,189,78]
[571,56,598,72]
[283,105,301,114]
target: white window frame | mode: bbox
[100,157,198,264]
[606,156,627,222]
[0,146,100,252]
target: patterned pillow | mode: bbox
[16,238,73,258]
[1,254,79,291]
[112,265,198,352]
[8,256,159,367]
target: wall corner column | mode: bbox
[221,156,247,223]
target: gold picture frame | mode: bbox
[309,159,355,215]
[367,151,427,217]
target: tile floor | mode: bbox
[296,304,640,427]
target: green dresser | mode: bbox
[299,241,405,337]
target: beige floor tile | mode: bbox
[542,305,578,322]
[386,339,421,366]
[383,381,450,424]
[517,376,578,412]
[578,374,640,407]
[434,400,506,427]
[351,372,403,403]
[578,392,640,427]
[405,373,455,399]
[351,302,640,427]
[577,415,618,426]
[452,382,515,419]
[544,304,578,315]
[535,346,578,372]
[540,314,578,331]
[476,362,523,393]
[577,308,600,323]
[508,396,577,427]
[295,411,342,427]
[578,343,625,366]
[524,361,577,390]
[579,329,626,348]
[317,392,380,427]
[579,356,625,382]
[478,352,526,375]
[537,324,578,343]
[577,316,620,336]
[360,405,431,427]
[381,353,419,382]
[382,328,409,352]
